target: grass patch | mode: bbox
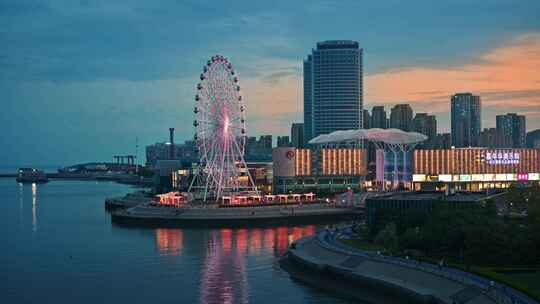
[339,238,384,252]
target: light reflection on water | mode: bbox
[155,228,184,256]
[32,183,37,232]
[18,182,23,226]
[154,225,317,304]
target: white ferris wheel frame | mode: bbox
[189,55,258,201]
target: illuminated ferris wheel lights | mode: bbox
[224,117,230,134]
[188,55,258,201]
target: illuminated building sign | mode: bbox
[412,172,540,182]
[412,174,426,182]
[495,174,507,181]
[459,174,471,182]
[485,151,519,165]
[439,174,452,182]
[472,174,483,181]
[426,175,439,182]
[517,173,529,181]
[483,174,495,181]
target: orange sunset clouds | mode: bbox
[366,33,540,113]
[244,34,540,135]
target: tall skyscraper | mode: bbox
[412,113,437,146]
[304,40,363,144]
[390,104,413,131]
[496,113,526,148]
[303,55,313,146]
[451,93,481,147]
[291,123,304,148]
[371,106,388,129]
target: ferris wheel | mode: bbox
[189,55,258,201]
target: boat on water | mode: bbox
[16,168,49,183]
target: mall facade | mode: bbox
[272,146,539,193]
[412,148,540,191]
[272,147,367,194]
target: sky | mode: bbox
[1,0,540,167]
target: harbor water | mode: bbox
[0,179,355,304]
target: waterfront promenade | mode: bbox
[286,228,537,304]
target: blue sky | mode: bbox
[1,0,539,167]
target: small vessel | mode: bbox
[16,168,49,183]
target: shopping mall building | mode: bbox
[272,146,539,194]
[412,148,539,191]
[272,147,367,194]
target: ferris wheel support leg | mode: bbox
[232,136,259,195]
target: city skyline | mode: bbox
[1,1,540,166]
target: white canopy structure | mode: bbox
[309,128,428,191]
[308,128,427,145]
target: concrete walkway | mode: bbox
[287,230,536,304]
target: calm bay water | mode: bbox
[0,179,353,304]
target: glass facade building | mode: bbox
[451,93,481,147]
[496,113,526,148]
[390,104,413,131]
[304,40,363,145]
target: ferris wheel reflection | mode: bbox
[153,225,317,304]
[198,225,316,304]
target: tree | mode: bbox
[400,227,422,252]
[375,222,398,253]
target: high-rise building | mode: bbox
[259,135,272,149]
[433,133,451,149]
[371,106,388,129]
[245,135,273,161]
[303,55,313,146]
[412,113,437,147]
[390,104,413,131]
[277,136,291,147]
[496,113,526,148]
[304,40,363,144]
[362,109,371,129]
[145,140,197,167]
[451,93,481,147]
[526,129,540,149]
[291,123,304,148]
[479,128,504,148]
